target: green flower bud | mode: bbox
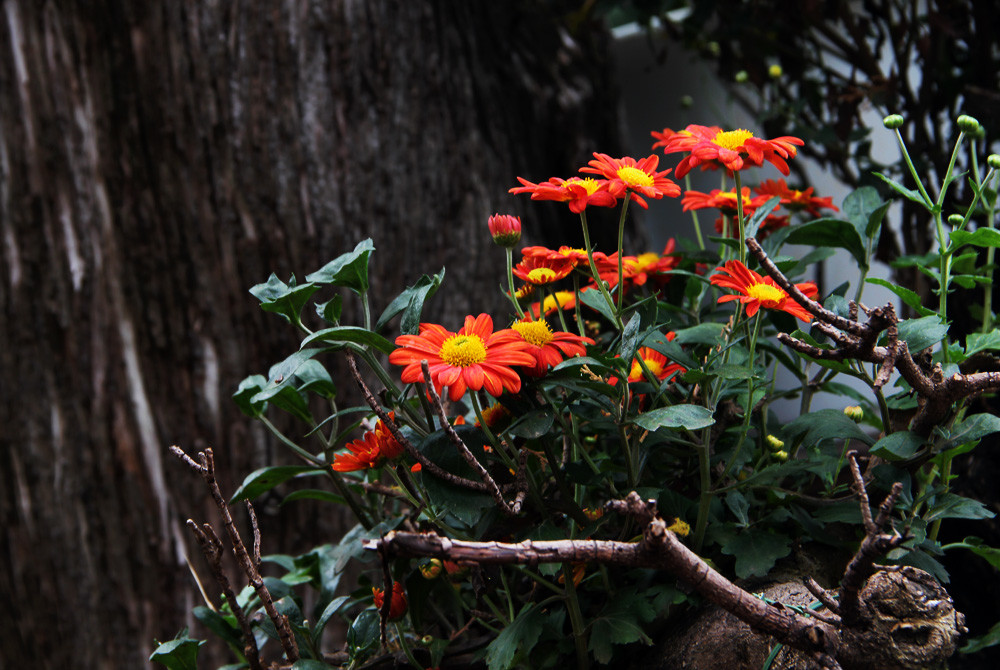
[773,450,790,462]
[883,114,904,130]
[734,70,749,83]
[957,115,980,133]
[843,405,864,422]
[988,154,1000,170]
[947,214,965,226]
[706,41,721,57]
[765,434,785,452]
[680,95,694,109]
[768,64,783,79]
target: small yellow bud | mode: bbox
[765,435,785,452]
[667,518,691,537]
[843,405,864,422]
[988,154,1000,170]
[956,115,980,134]
[768,64,783,78]
[734,70,749,83]
[773,450,790,462]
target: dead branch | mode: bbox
[171,446,300,662]
[746,238,1000,436]
[365,492,840,667]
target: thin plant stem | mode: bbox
[505,247,526,320]
[579,211,623,329]
[615,196,631,315]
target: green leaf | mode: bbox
[865,278,936,317]
[579,285,618,323]
[938,413,1000,450]
[347,609,381,659]
[230,466,327,503]
[376,269,446,334]
[306,239,376,294]
[292,661,337,670]
[842,185,890,241]
[313,596,351,644]
[896,315,948,353]
[870,431,926,461]
[743,196,780,240]
[720,528,792,578]
[417,426,495,529]
[873,171,929,206]
[282,489,346,506]
[233,374,268,418]
[945,537,1000,571]
[300,326,395,354]
[254,349,326,402]
[485,604,546,670]
[507,411,555,439]
[149,635,204,670]
[632,404,715,432]
[619,312,642,366]
[926,493,995,522]
[672,322,725,346]
[784,409,874,447]
[949,228,1000,248]
[784,218,867,266]
[962,618,1000,655]
[588,610,652,664]
[315,295,343,324]
[192,606,242,649]
[725,490,750,527]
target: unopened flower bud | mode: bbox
[419,559,443,579]
[734,70,749,83]
[947,214,965,226]
[706,41,721,57]
[957,115,980,133]
[488,213,522,248]
[372,582,408,620]
[843,405,864,422]
[988,154,1000,170]
[768,64,783,79]
[680,95,694,109]
[765,435,785,452]
[883,114,904,130]
[772,450,790,462]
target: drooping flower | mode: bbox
[331,413,404,472]
[487,213,522,247]
[710,260,817,322]
[579,153,681,209]
[658,124,804,178]
[510,318,594,377]
[754,179,838,217]
[512,253,575,285]
[372,582,408,620]
[508,176,617,213]
[389,314,536,401]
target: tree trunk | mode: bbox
[0,1,626,667]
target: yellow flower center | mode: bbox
[616,166,655,188]
[636,252,659,268]
[542,291,573,312]
[712,129,755,151]
[567,177,603,195]
[512,319,554,347]
[527,268,558,284]
[746,282,786,304]
[439,334,487,367]
[643,358,664,377]
[559,247,587,258]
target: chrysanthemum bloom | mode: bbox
[371,412,404,459]
[609,334,685,387]
[520,245,595,269]
[332,431,383,472]
[508,176,617,213]
[476,402,512,430]
[512,253,575,285]
[510,318,594,377]
[527,290,579,319]
[580,153,681,209]
[754,179,838,217]
[681,187,773,217]
[372,582,408,621]
[389,314,536,401]
[710,260,817,322]
[658,124,804,179]
[594,242,679,290]
[487,213,522,247]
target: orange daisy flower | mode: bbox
[710,260,818,322]
[389,314,536,401]
[509,176,617,213]
[593,241,680,290]
[510,318,595,377]
[579,153,681,209]
[476,402,512,430]
[754,179,838,217]
[681,187,774,216]
[520,245,596,269]
[372,582,408,621]
[331,413,404,472]
[610,333,685,387]
[513,253,575,285]
[658,124,804,179]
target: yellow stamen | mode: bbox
[635,252,659,268]
[439,334,487,367]
[616,166,655,188]
[527,268,558,284]
[512,319,554,347]
[746,282,786,304]
[712,129,754,151]
[567,177,603,195]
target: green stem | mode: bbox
[505,247,526,320]
[685,174,706,251]
[733,171,747,265]
[579,211,623,329]
[562,564,591,670]
[615,196,631,315]
[893,128,935,208]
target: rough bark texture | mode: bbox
[0,2,627,667]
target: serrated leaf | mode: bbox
[939,413,1000,451]
[949,228,1000,248]
[376,269,445,334]
[149,636,204,670]
[300,326,395,354]
[632,404,715,431]
[588,611,652,664]
[866,278,936,317]
[579,284,618,323]
[720,528,792,578]
[870,431,926,461]
[306,239,375,294]
[784,218,867,266]
[485,604,546,670]
[926,493,995,523]
[253,349,326,402]
[230,466,326,503]
[896,315,948,353]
